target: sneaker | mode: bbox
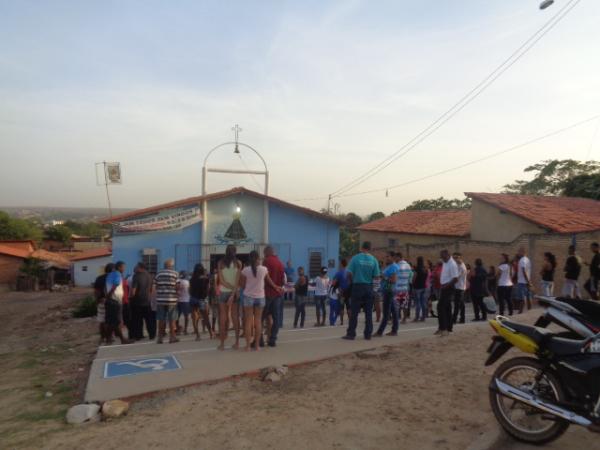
[268,341,276,348]
[385,331,398,336]
[341,335,355,341]
[373,332,383,338]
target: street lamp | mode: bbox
[540,0,554,9]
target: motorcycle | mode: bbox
[485,315,600,444]
[534,296,600,339]
[535,296,600,339]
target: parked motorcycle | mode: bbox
[485,315,600,444]
[534,296,600,339]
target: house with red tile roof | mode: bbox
[358,209,471,251]
[0,240,71,289]
[466,192,600,242]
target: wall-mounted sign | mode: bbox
[114,205,202,235]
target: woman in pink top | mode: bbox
[240,251,282,352]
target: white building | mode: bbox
[70,248,112,287]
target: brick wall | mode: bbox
[372,231,600,296]
[0,254,22,287]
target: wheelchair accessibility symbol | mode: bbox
[104,355,182,378]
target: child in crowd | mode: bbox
[328,282,341,325]
[294,267,308,328]
[177,271,191,335]
[314,267,329,327]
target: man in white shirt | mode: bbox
[452,252,468,327]
[437,249,459,337]
[516,246,532,312]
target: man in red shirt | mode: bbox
[262,245,285,347]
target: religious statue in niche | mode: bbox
[214,205,253,244]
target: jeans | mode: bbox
[562,279,580,298]
[540,281,554,297]
[497,286,513,315]
[130,304,156,339]
[278,298,284,328]
[264,296,282,344]
[413,288,427,321]
[294,295,306,327]
[329,298,341,325]
[452,289,465,324]
[315,295,327,320]
[345,283,374,339]
[377,290,398,334]
[437,287,453,332]
[471,295,487,320]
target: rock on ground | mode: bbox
[101,399,129,418]
[66,404,101,424]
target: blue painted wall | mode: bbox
[111,195,340,278]
[268,202,339,277]
[112,221,201,275]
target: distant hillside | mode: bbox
[0,206,133,222]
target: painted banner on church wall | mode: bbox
[113,205,202,235]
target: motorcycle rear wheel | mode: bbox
[489,357,569,444]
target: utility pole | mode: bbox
[327,194,332,215]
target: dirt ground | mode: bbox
[1,290,597,450]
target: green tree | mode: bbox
[503,159,600,196]
[339,227,360,259]
[403,197,471,211]
[562,173,600,200]
[367,211,385,222]
[0,211,43,241]
[45,225,72,244]
[343,212,363,229]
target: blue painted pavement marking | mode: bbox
[104,354,182,379]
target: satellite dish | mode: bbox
[539,0,554,9]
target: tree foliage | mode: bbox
[403,197,471,211]
[44,225,72,243]
[367,211,385,222]
[503,159,600,197]
[0,211,43,241]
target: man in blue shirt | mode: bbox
[343,241,381,340]
[332,258,350,325]
[374,252,400,337]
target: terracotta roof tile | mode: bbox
[0,244,31,259]
[358,210,471,237]
[466,192,600,234]
[100,187,342,225]
[69,247,112,261]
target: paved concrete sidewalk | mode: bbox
[85,306,485,402]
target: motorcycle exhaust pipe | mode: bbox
[493,378,592,427]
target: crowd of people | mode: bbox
[92,240,600,346]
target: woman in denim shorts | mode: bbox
[240,251,283,351]
[217,245,242,350]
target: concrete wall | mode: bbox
[269,202,339,275]
[72,256,113,287]
[470,199,547,242]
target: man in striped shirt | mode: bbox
[155,258,180,344]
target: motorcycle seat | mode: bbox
[555,297,600,321]
[545,336,585,356]
[501,320,552,344]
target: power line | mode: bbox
[332,112,600,199]
[329,0,581,198]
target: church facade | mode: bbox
[102,187,340,278]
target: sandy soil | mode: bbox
[2,291,596,450]
[0,288,98,448]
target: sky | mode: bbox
[1,0,599,216]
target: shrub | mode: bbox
[72,296,97,318]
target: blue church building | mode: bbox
[103,187,340,278]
